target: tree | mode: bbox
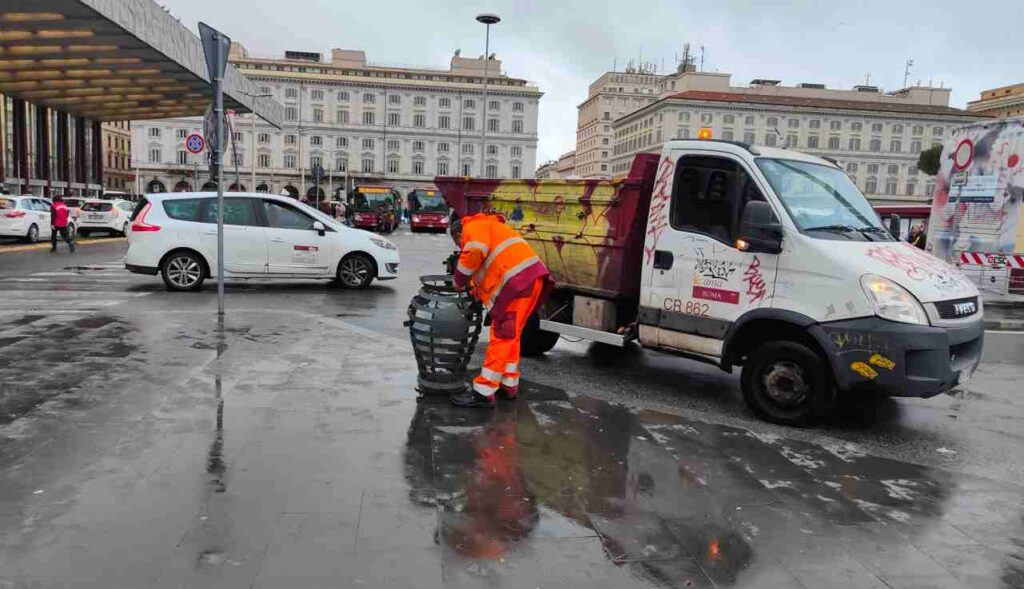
[918,144,943,176]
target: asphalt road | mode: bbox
[0,228,1022,588]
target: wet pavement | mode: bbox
[0,231,1022,588]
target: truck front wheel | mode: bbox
[740,341,835,426]
[520,311,559,356]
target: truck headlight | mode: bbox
[860,274,929,325]
[370,236,396,250]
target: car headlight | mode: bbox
[369,236,396,250]
[411,215,420,223]
[860,274,929,325]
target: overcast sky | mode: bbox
[163,0,1023,165]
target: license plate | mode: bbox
[88,214,103,219]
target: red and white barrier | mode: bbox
[959,252,1024,268]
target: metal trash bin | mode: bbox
[406,274,483,395]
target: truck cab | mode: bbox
[436,140,984,425]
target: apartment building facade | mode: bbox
[133,46,541,198]
[967,82,1024,118]
[101,121,132,194]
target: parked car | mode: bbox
[78,198,134,236]
[62,197,85,222]
[0,195,57,243]
[124,192,400,291]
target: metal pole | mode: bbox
[480,23,490,177]
[250,112,256,190]
[214,32,225,317]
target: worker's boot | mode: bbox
[450,391,495,409]
[499,386,519,401]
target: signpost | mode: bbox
[199,21,231,317]
[185,132,205,194]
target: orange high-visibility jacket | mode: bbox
[454,213,550,320]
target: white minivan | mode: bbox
[125,192,400,291]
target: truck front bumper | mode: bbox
[812,316,984,398]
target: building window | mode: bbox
[512,120,524,133]
[828,136,840,149]
[851,122,863,132]
[512,101,524,112]
[336,157,348,172]
[387,158,399,173]
[765,133,777,147]
[463,117,475,131]
[337,110,349,124]
[830,120,842,131]
[310,155,321,168]
[464,99,475,109]
[388,112,400,126]
[887,164,900,175]
[439,97,451,108]
[700,113,713,124]
[721,130,732,141]
[905,182,916,195]
[414,96,426,107]
[149,148,161,162]
[486,145,498,156]
[488,118,499,132]
[809,119,821,129]
[437,161,449,175]
[869,139,881,152]
[363,93,376,103]
[412,159,424,175]
[176,129,187,139]
[723,114,735,124]
[438,115,451,129]
[871,123,884,133]
[488,100,500,111]
[461,144,474,155]
[362,138,374,150]
[362,158,374,172]
[258,132,270,143]
[678,128,690,139]
[890,140,902,153]
[766,116,779,127]
[807,136,820,148]
[909,165,918,175]
[148,127,161,138]
[177,150,187,164]
[744,115,755,126]
[284,154,296,168]
[485,164,498,178]
[387,139,400,152]
[867,163,879,174]
[892,124,903,134]
[438,142,450,154]
[462,163,472,175]
[510,146,522,158]
[912,125,923,135]
[926,182,936,197]
[511,165,520,179]
[388,94,401,105]
[846,162,859,173]
[336,137,348,148]
[285,88,298,99]
[284,134,296,145]
[258,153,270,168]
[312,108,323,123]
[743,132,755,144]
[337,91,350,102]
[310,135,322,146]
[413,114,426,128]
[865,177,878,193]
[285,107,297,121]
[849,138,861,150]
[363,111,375,125]
[885,179,897,195]
[412,140,424,152]
[788,118,800,128]
[310,89,324,101]
[679,112,690,122]
[933,127,944,136]
[910,140,922,153]
[786,134,797,147]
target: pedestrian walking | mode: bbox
[908,223,927,250]
[49,196,75,253]
[448,212,551,408]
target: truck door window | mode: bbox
[670,155,757,245]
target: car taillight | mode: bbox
[130,202,161,232]
[3,210,26,218]
[411,215,420,223]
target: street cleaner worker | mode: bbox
[449,211,551,408]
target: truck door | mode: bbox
[640,151,778,357]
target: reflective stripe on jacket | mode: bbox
[454,212,550,320]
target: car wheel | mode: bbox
[120,222,128,237]
[336,253,375,289]
[740,340,835,426]
[161,251,206,292]
[25,224,39,243]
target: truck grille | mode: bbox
[934,296,979,320]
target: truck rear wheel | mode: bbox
[520,310,559,356]
[740,341,835,426]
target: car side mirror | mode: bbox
[312,220,326,236]
[737,200,783,254]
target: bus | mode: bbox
[348,185,399,233]
[408,188,449,232]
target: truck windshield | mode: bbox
[756,158,893,241]
[411,193,446,212]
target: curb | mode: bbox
[0,237,125,255]
[985,320,1024,331]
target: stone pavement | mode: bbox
[0,306,1022,588]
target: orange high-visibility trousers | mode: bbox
[472,277,544,398]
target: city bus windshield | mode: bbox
[755,158,893,241]
[411,193,446,212]
[352,193,394,211]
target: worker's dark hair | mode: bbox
[53,195,63,202]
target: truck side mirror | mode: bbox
[737,200,783,254]
[888,214,901,239]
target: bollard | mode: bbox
[406,274,483,395]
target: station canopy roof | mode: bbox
[0,0,282,126]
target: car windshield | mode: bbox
[83,202,113,212]
[755,158,892,241]
[64,199,84,207]
[411,193,446,212]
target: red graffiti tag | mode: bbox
[644,156,676,264]
[743,255,767,304]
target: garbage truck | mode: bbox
[929,117,1024,294]
[435,140,984,425]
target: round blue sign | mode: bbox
[185,133,205,154]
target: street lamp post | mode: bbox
[476,13,500,178]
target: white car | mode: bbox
[0,195,68,243]
[78,198,135,237]
[124,192,400,291]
